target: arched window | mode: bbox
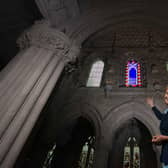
[87,61,104,87]
[133,143,140,168]
[125,60,142,87]
[79,136,95,168]
[123,137,131,168]
[123,137,140,168]
[43,143,57,168]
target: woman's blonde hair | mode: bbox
[166,85,168,90]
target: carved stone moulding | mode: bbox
[17,20,70,52]
[17,20,81,63]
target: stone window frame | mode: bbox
[125,59,142,87]
[119,54,147,88]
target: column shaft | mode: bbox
[0,20,79,168]
[93,139,110,168]
[1,59,65,168]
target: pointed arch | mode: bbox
[125,60,142,87]
[104,101,160,139]
[108,118,158,168]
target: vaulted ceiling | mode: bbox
[1,0,168,70]
[83,23,168,48]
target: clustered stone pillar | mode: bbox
[93,136,110,168]
[0,20,80,168]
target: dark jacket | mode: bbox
[152,106,168,165]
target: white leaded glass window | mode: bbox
[166,63,168,72]
[87,61,104,87]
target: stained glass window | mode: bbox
[123,137,140,168]
[80,142,89,167]
[125,60,142,87]
[123,144,131,168]
[79,136,95,168]
[133,145,140,168]
[87,61,104,87]
[43,143,57,168]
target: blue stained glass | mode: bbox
[129,68,137,85]
[127,61,138,86]
[125,60,142,87]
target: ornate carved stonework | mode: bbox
[17,20,69,51]
[17,20,80,63]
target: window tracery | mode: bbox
[125,60,142,87]
[79,136,95,168]
[123,137,140,168]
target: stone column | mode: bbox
[35,0,81,28]
[35,0,50,19]
[0,20,80,168]
[93,136,110,168]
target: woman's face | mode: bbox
[164,88,168,105]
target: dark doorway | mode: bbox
[108,118,157,168]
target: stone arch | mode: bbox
[107,117,159,168]
[104,100,160,144]
[103,101,161,168]
[57,100,103,141]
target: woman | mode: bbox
[146,86,168,168]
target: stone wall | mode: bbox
[42,45,168,167]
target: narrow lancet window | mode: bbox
[79,136,95,168]
[123,137,140,168]
[87,61,104,87]
[123,137,131,168]
[125,60,142,87]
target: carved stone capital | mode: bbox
[17,20,81,63]
[17,20,70,51]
